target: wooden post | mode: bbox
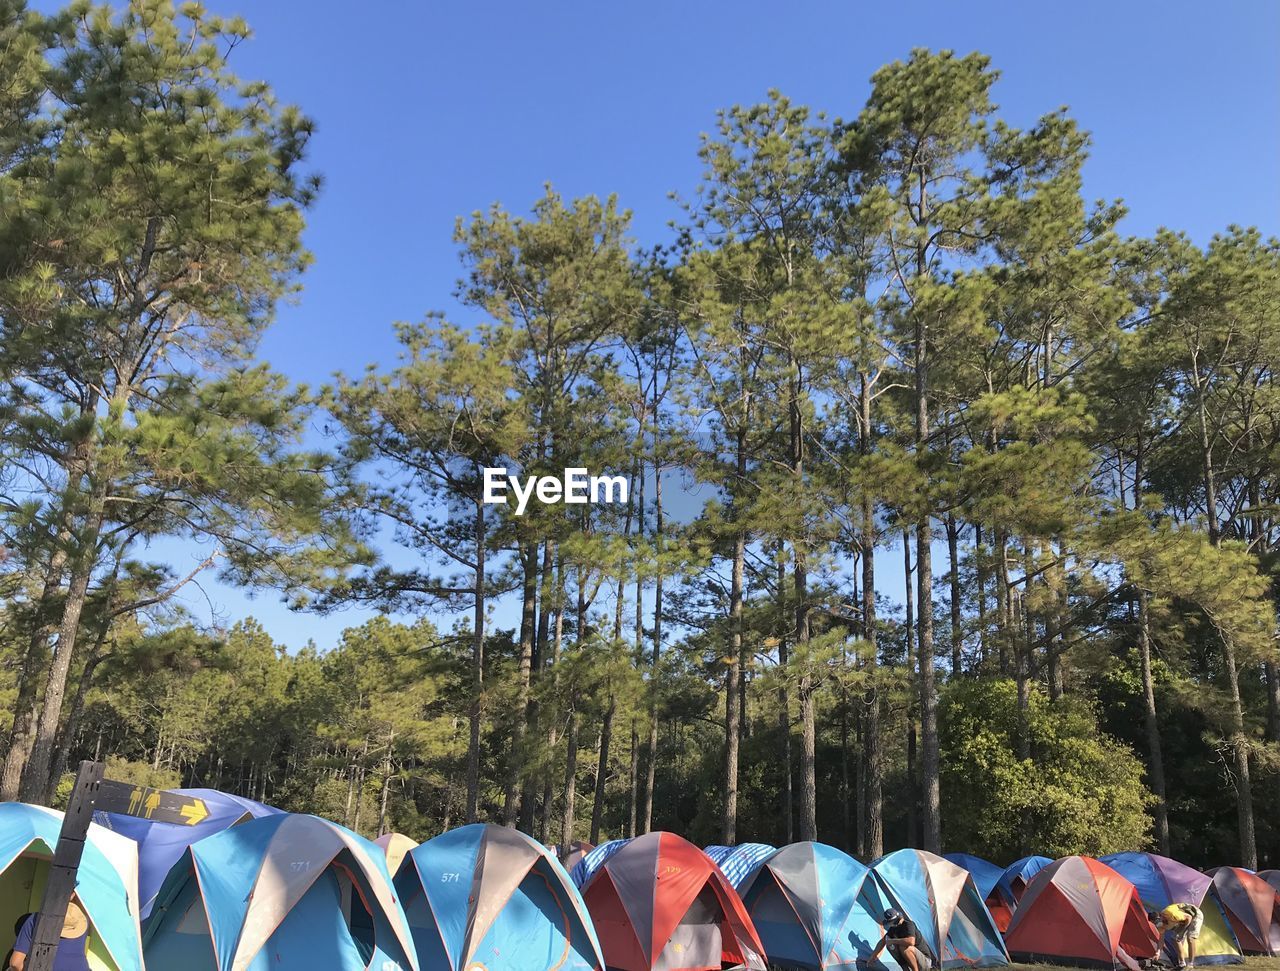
[27,760,103,971]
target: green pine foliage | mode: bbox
[0,12,1276,861]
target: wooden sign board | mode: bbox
[26,761,210,971]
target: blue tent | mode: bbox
[704,843,777,890]
[570,837,630,888]
[869,849,1009,969]
[943,854,1004,902]
[95,787,281,917]
[142,813,416,971]
[0,802,143,971]
[993,855,1051,908]
[396,823,603,971]
[737,841,883,970]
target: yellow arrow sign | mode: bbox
[96,779,213,826]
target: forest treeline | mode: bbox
[1,1,1278,869]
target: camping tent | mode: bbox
[396,823,603,971]
[989,856,1052,932]
[555,840,595,873]
[735,841,883,970]
[374,832,419,877]
[94,786,280,917]
[1100,852,1242,964]
[572,838,629,889]
[143,813,416,971]
[1207,867,1280,956]
[704,844,777,890]
[1261,871,1280,894]
[0,802,143,971]
[867,849,1009,968]
[1003,856,1160,969]
[943,854,1004,903]
[579,831,767,970]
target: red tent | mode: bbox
[1004,856,1160,970]
[580,831,767,970]
[1208,867,1280,955]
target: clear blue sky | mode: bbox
[128,0,1280,648]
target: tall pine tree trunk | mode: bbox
[914,175,941,854]
[522,541,554,834]
[465,496,486,823]
[503,542,538,827]
[626,723,638,838]
[722,524,745,843]
[1267,661,1280,822]
[974,524,988,670]
[23,495,106,804]
[642,459,664,834]
[946,513,962,675]
[561,695,579,850]
[1138,589,1171,854]
[49,619,112,792]
[791,369,817,842]
[2,542,69,800]
[1223,638,1257,869]
[1193,375,1255,866]
[860,378,883,859]
[777,548,793,844]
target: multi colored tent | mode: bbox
[1208,867,1280,956]
[375,832,420,877]
[95,786,281,917]
[704,844,777,890]
[867,849,1009,968]
[579,831,767,970]
[396,823,603,971]
[143,813,417,971]
[572,838,630,889]
[0,803,143,971]
[1100,852,1242,964]
[1262,871,1280,894]
[943,855,1005,903]
[989,856,1052,932]
[555,840,596,873]
[735,841,882,970]
[1003,856,1160,969]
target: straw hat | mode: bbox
[61,899,88,939]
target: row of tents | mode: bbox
[0,787,1278,971]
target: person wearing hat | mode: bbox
[867,908,933,971]
[1150,902,1203,969]
[6,896,91,971]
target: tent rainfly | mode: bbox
[579,832,768,971]
[94,786,280,918]
[396,823,604,971]
[142,813,417,971]
[867,849,1009,969]
[0,802,143,971]
[1003,856,1160,970]
[704,844,778,891]
[1207,867,1280,957]
[736,841,884,971]
[1100,852,1243,965]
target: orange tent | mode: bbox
[1208,867,1280,956]
[579,832,766,971]
[1004,856,1160,970]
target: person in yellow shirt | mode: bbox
[1151,903,1203,968]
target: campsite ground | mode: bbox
[1008,964,1280,971]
